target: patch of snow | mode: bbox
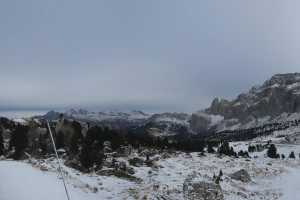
[12,118,27,124]
[286,82,300,90]
[270,83,280,88]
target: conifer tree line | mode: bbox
[217,119,300,141]
[0,116,299,171]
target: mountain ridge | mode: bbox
[38,73,300,136]
[191,73,300,133]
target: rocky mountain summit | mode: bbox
[191,73,300,133]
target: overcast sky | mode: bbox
[0,1,300,112]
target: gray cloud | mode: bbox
[0,1,299,112]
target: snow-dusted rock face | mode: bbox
[208,73,300,119]
[145,112,191,137]
[192,73,300,132]
[190,112,224,134]
[149,113,190,126]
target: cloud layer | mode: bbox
[0,1,299,112]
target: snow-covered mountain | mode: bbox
[40,109,191,136]
[64,108,150,122]
[191,73,300,133]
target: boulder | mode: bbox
[161,152,172,159]
[183,179,224,200]
[229,169,251,182]
[40,165,49,171]
[64,159,82,171]
[114,161,135,175]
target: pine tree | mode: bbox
[267,144,279,159]
[80,138,104,170]
[289,151,295,159]
[55,131,65,149]
[79,144,94,169]
[10,125,29,159]
[0,128,4,156]
[69,121,83,155]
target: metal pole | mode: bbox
[46,120,71,200]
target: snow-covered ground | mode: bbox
[0,159,136,200]
[2,129,300,200]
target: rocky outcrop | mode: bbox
[229,169,251,182]
[183,176,224,200]
[129,157,144,167]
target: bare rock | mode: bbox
[116,145,133,157]
[129,157,144,167]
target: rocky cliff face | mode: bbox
[192,73,300,133]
